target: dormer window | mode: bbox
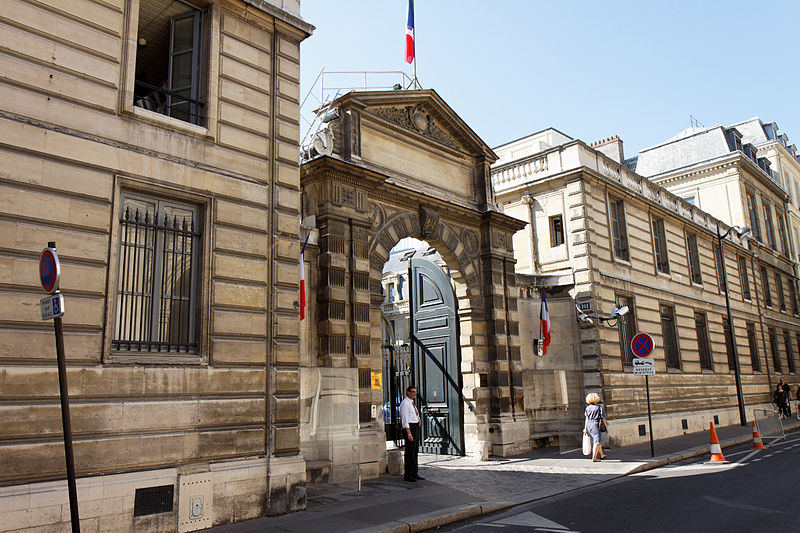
[727,129,743,152]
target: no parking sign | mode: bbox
[630,332,655,375]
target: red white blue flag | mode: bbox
[300,234,310,320]
[405,0,415,64]
[540,291,551,355]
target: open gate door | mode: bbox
[408,257,463,455]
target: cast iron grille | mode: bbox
[133,485,174,517]
[113,199,200,353]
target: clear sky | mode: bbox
[299,1,800,158]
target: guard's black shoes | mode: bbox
[404,477,417,482]
[414,475,425,480]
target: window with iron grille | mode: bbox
[746,191,761,241]
[761,266,772,307]
[660,304,680,369]
[132,1,206,125]
[695,312,713,371]
[722,318,736,371]
[762,198,776,250]
[791,280,799,315]
[652,217,669,274]
[776,273,785,311]
[769,327,781,372]
[747,323,760,372]
[113,195,201,353]
[738,256,751,300]
[777,208,790,257]
[784,330,795,373]
[617,294,636,366]
[686,233,702,285]
[713,243,725,293]
[796,333,800,373]
[609,197,629,261]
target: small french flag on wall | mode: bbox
[300,233,309,320]
[405,0,415,64]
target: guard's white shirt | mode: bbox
[399,396,420,428]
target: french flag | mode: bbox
[300,234,309,320]
[540,291,551,355]
[405,0,415,64]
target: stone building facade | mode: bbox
[0,0,312,530]
[493,129,800,446]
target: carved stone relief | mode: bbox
[462,229,479,254]
[419,207,440,239]
[368,202,385,230]
[372,106,460,150]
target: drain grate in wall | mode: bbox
[713,415,720,425]
[134,485,174,517]
[681,419,688,430]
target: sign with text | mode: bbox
[40,294,65,320]
[632,357,655,375]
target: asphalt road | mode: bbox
[442,436,800,533]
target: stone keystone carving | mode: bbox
[419,207,440,239]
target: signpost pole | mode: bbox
[43,242,80,533]
[645,375,654,458]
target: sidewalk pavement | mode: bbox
[209,419,799,533]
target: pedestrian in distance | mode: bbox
[584,393,608,462]
[399,385,424,482]
[773,384,790,418]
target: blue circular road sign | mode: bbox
[631,332,654,358]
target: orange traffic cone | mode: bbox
[708,421,728,463]
[751,421,765,450]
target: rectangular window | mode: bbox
[796,333,800,373]
[695,312,713,371]
[738,256,751,300]
[113,194,201,353]
[777,208,789,256]
[784,330,795,373]
[722,318,736,371]
[769,327,781,372]
[746,191,762,241]
[133,2,206,125]
[762,198,776,250]
[761,266,772,307]
[549,215,565,247]
[652,217,670,274]
[609,197,629,261]
[686,233,702,285]
[747,323,760,372]
[776,273,786,311]
[714,243,725,293]
[617,294,636,367]
[791,280,799,315]
[660,304,680,369]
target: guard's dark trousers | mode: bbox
[404,422,419,480]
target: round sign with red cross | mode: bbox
[39,247,61,294]
[630,332,654,358]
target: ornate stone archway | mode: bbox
[300,90,527,470]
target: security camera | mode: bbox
[610,305,629,318]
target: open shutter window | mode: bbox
[168,10,202,124]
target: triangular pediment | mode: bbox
[332,89,497,161]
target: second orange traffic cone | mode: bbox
[752,421,765,450]
[708,421,728,463]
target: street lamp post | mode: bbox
[717,222,750,426]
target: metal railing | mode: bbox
[134,80,205,126]
[113,206,200,352]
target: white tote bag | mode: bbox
[582,430,592,455]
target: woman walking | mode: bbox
[584,393,608,462]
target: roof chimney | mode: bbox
[590,135,624,163]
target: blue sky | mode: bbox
[299,1,800,157]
